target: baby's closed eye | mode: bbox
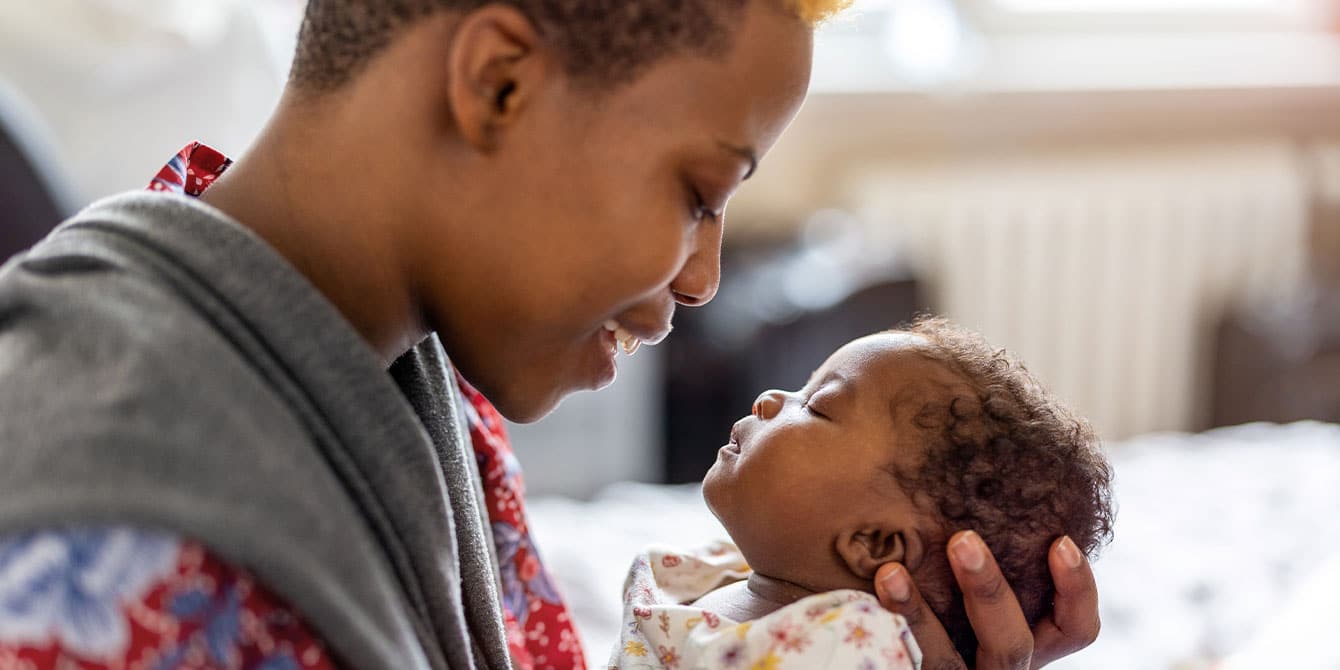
[803,397,830,419]
[804,388,842,420]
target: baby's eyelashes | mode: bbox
[803,398,829,420]
[804,386,845,421]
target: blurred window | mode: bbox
[978,0,1329,31]
[996,0,1295,11]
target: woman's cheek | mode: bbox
[611,246,683,299]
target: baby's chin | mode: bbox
[700,465,736,524]
[700,466,724,512]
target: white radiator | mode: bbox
[846,141,1312,440]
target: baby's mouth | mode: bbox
[726,423,744,454]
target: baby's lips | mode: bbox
[728,417,751,446]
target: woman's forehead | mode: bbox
[594,0,812,157]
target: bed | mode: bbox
[525,421,1340,669]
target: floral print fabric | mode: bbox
[611,542,921,670]
[0,528,333,670]
[458,375,587,670]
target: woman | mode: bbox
[0,1,1099,668]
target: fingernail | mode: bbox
[951,531,986,573]
[1058,536,1083,569]
[880,565,911,603]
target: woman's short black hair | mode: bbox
[289,0,848,93]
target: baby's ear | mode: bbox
[837,527,907,580]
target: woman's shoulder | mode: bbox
[0,526,339,669]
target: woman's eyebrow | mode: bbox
[717,141,758,180]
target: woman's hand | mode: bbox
[874,531,1100,670]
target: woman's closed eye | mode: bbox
[690,188,724,224]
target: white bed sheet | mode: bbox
[526,421,1340,669]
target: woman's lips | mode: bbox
[585,327,618,388]
[603,320,641,355]
[601,317,674,356]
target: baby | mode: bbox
[611,317,1113,669]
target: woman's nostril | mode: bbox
[672,289,704,307]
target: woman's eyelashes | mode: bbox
[690,188,723,224]
[685,171,732,224]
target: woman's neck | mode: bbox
[199,103,429,366]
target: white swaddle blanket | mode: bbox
[609,541,921,670]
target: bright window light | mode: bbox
[994,0,1295,11]
[883,0,968,82]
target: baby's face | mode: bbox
[703,332,963,589]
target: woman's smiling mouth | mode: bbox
[602,320,642,355]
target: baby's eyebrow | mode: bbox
[808,371,853,398]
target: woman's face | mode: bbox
[429,2,815,422]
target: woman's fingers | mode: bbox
[946,531,1034,670]
[876,532,1098,670]
[1029,536,1101,669]
[875,562,967,670]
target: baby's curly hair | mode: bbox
[895,317,1114,665]
[291,0,851,93]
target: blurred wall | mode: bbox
[0,1,296,206]
[723,88,1340,441]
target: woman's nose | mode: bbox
[752,390,786,421]
[670,222,723,307]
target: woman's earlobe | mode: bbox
[836,528,906,580]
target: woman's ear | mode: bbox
[836,527,908,580]
[444,5,544,151]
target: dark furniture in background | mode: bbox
[0,81,74,261]
[1211,282,1340,427]
[662,234,924,483]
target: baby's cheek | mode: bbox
[807,469,864,506]
[766,475,825,510]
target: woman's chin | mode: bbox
[485,381,565,424]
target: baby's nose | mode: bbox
[752,390,785,420]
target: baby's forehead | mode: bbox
[814,332,940,381]
[811,332,968,406]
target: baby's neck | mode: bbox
[690,573,818,622]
